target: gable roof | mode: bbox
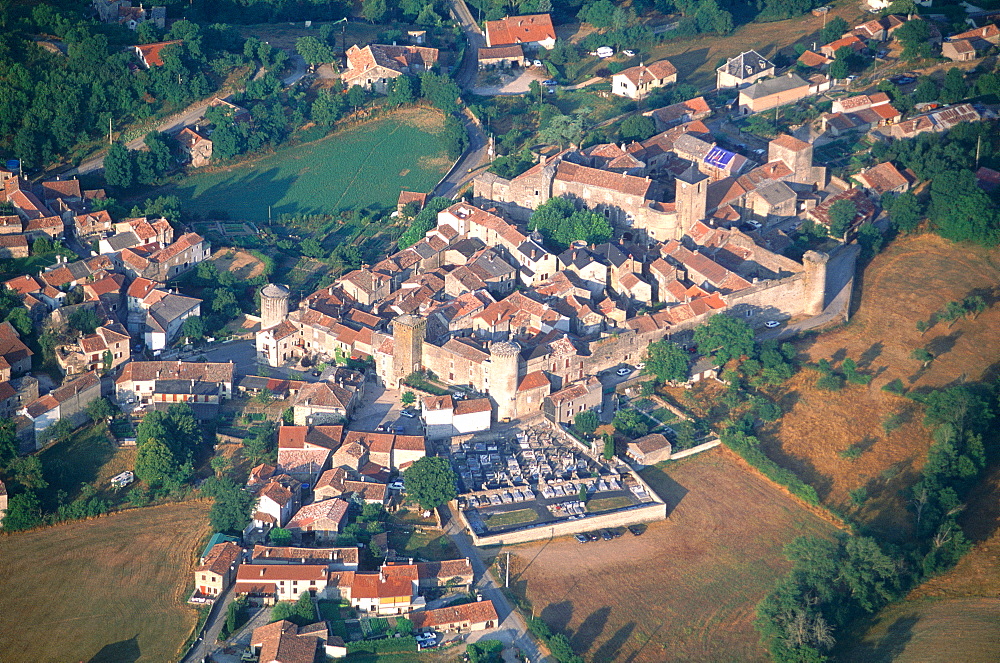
[719,50,773,79]
[485,13,555,47]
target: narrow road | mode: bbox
[444,508,553,663]
[181,584,235,663]
[72,50,307,177]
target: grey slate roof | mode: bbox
[720,50,774,79]
[742,73,809,100]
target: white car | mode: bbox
[532,59,543,67]
[390,480,405,490]
[596,46,614,58]
[400,409,416,418]
[764,320,781,328]
[616,367,631,376]
[623,49,636,57]
[636,363,646,370]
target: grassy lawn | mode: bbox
[485,508,538,529]
[161,107,452,222]
[387,523,461,562]
[39,422,137,509]
[505,450,838,662]
[0,501,211,663]
[586,496,634,513]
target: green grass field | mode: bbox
[164,108,453,222]
[586,496,634,513]
[0,501,210,663]
[485,508,538,528]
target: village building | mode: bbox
[542,377,602,425]
[411,599,500,633]
[738,72,815,115]
[133,40,182,68]
[285,498,351,545]
[343,44,440,94]
[193,540,242,599]
[644,96,712,132]
[625,433,673,465]
[290,380,361,425]
[716,50,774,89]
[251,545,360,571]
[484,14,556,49]
[249,620,343,663]
[235,564,332,603]
[20,370,101,447]
[276,425,344,482]
[478,44,526,69]
[115,360,234,407]
[177,127,213,167]
[852,162,916,196]
[116,232,209,282]
[611,59,678,100]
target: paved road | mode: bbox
[181,584,235,663]
[444,509,553,663]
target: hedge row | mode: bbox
[346,635,417,654]
[722,430,819,505]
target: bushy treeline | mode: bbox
[0,4,252,169]
[755,381,998,661]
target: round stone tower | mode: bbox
[260,283,291,330]
[490,341,520,422]
[802,250,828,317]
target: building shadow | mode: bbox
[87,636,140,663]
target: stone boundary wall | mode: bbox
[461,463,668,546]
[463,499,668,547]
[669,438,721,460]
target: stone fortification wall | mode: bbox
[464,499,667,547]
[725,272,809,317]
[669,439,721,460]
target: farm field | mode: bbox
[757,234,1000,541]
[504,450,838,662]
[162,107,452,221]
[0,501,210,663]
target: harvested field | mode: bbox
[758,234,1000,541]
[0,501,211,663]
[207,247,267,280]
[505,450,837,662]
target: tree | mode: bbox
[311,90,347,127]
[645,339,690,384]
[911,347,934,368]
[693,314,755,365]
[269,527,292,546]
[528,196,613,251]
[574,410,599,436]
[387,75,417,107]
[612,409,648,438]
[362,0,388,23]
[602,433,615,461]
[927,170,1000,247]
[85,397,114,423]
[68,307,100,335]
[940,67,967,104]
[579,0,615,27]
[827,199,857,238]
[963,295,987,320]
[7,455,47,490]
[402,456,457,511]
[104,143,134,189]
[619,115,656,142]
[821,16,849,43]
[182,315,205,341]
[913,76,938,103]
[3,490,42,531]
[295,36,334,66]
[889,191,923,234]
[134,438,179,489]
[896,20,932,60]
[398,196,453,249]
[0,418,19,468]
[401,391,416,406]
[203,476,256,534]
[538,114,584,149]
[210,454,233,478]
[347,85,366,110]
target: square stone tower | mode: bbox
[391,314,426,389]
[675,161,709,234]
[768,134,814,186]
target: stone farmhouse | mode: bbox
[343,44,440,94]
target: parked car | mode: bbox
[891,75,915,85]
[390,479,405,490]
[400,409,416,418]
[543,79,557,86]
[601,529,614,540]
[616,367,631,376]
[628,525,644,536]
[764,320,781,328]
[575,533,589,543]
[636,362,646,370]
[746,219,762,230]
[623,49,636,57]
[586,532,600,541]
[532,59,543,67]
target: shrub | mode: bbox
[882,378,905,395]
[816,373,844,391]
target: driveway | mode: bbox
[471,68,546,96]
[347,382,423,435]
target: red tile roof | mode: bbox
[485,14,555,47]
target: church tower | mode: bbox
[391,315,426,389]
[675,162,709,235]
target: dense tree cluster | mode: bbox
[402,456,457,511]
[0,5,249,170]
[528,197,613,252]
[397,196,454,249]
[133,403,201,492]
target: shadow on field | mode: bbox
[638,469,688,516]
[592,621,636,662]
[571,606,610,654]
[88,636,140,663]
[541,600,573,634]
[844,613,918,662]
[859,341,883,369]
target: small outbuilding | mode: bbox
[626,433,672,466]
